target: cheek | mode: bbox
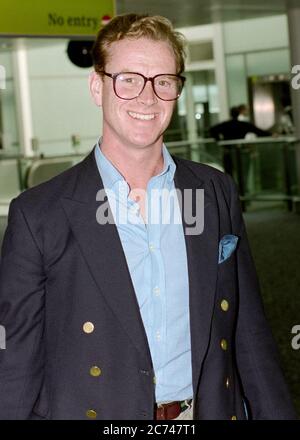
[162,104,175,123]
[102,92,123,117]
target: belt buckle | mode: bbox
[180,399,192,411]
[155,400,188,420]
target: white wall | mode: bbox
[223,14,291,110]
[223,15,289,54]
[27,40,101,156]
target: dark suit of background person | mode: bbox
[210,106,271,177]
[210,106,271,142]
[0,14,296,420]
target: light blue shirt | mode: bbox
[94,142,192,403]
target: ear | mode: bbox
[89,71,103,106]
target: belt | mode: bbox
[155,399,192,420]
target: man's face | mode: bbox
[90,37,177,151]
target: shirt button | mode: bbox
[156,331,161,341]
[149,243,155,252]
[153,286,160,296]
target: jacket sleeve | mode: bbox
[0,197,45,419]
[227,175,297,420]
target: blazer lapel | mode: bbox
[174,159,219,393]
[60,151,152,366]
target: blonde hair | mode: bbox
[92,14,186,75]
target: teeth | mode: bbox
[128,111,155,120]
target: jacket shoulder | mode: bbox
[175,156,233,186]
[174,156,239,211]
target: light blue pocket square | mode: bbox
[218,234,239,264]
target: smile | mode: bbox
[128,111,156,121]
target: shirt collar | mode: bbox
[94,137,176,190]
[94,137,125,190]
[160,143,176,181]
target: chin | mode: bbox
[131,139,161,149]
[128,133,163,149]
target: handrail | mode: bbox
[218,136,296,146]
[1,136,299,160]
[166,138,216,147]
[0,153,23,160]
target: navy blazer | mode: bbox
[0,149,296,420]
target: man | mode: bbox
[237,104,249,122]
[0,14,296,420]
[210,106,271,141]
[210,106,271,185]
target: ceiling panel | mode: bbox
[116,0,296,28]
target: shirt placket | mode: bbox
[147,175,169,394]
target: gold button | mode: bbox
[90,366,101,377]
[83,322,94,334]
[220,339,228,350]
[221,299,229,312]
[231,415,237,420]
[225,377,230,388]
[86,409,97,419]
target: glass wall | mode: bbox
[223,14,290,111]
[27,39,100,156]
[0,39,19,153]
[168,69,219,142]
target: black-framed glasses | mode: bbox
[102,71,185,101]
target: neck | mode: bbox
[100,140,164,191]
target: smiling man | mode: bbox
[89,26,185,219]
[0,14,296,420]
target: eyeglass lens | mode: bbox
[114,73,183,100]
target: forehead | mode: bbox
[105,37,177,73]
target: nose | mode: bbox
[137,79,157,105]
